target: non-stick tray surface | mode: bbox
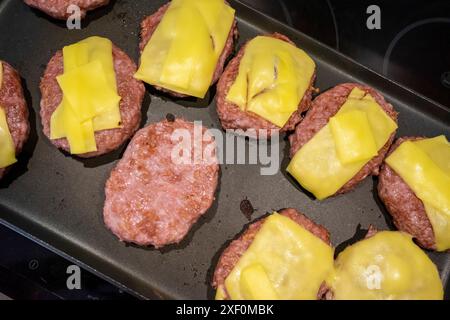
[0,0,448,299]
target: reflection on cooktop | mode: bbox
[240,0,450,108]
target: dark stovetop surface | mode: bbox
[243,0,450,108]
[0,0,448,300]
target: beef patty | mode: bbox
[103,118,220,248]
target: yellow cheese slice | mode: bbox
[0,106,17,168]
[287,87,397,199]
[339,88,397,150]
[215,285,227,300]
[240,264,279,300]
[424,203,450,252]
[63,42,90,72]
[159,5,213,93]
[385,136,450,251]
[135,0,235,98]
[329,110,378,164]
[287,125,369,200]
[329,231,443,300]
[50,36,122,154]
[413,135,450,174]
[226,36,315,127]
[63,37,117,87]
[51,98,97,154]
[56,60,120,122]
[222,213,334,300]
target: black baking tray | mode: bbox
[0,0,449,299]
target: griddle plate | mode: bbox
[0,0,448,299]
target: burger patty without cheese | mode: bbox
[103,118,220,248]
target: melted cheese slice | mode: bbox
[50,36,122,154]
[0,62,17,168]
[385,136,450,251]
[226,36,315,127]
[222,213,334,300]
[287,87,397,200]
[239,264,279,300]
[215,285,227,300]
[135,0,235,98]
[329,231,443,300]
[329,110,378,164]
